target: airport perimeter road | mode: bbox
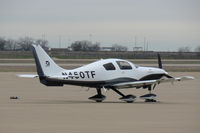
[0,72,200,133]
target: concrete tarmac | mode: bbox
[0,72,200,133]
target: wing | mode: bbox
[111,76,194,89]
[17,74,38,78]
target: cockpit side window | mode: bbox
[116,61,132,70]
[103,63,116,70]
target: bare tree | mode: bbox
[111,44,128,51]
[178,46,191,52]
[88,42,100,51]
[0,37,6,50]
[4,39,18,50]
[195,46,200,52]
[17,37,34,51]
[71,40,100,51]
[71,41,85,51]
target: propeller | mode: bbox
[157,53,162,69]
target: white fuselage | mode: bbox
[51,59,167,83]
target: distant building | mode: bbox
[133,47,143,51]
[50,48,70,52]
[100,47,114,51]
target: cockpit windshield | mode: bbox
[116,61,132,70]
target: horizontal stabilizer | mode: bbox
[47,76,68,80]
[17,74,38,78]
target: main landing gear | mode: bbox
[111,87,136,103]
[88,88,106,102]
[88,85,157,103]
[140,85,157,102]
[88,87,136,103]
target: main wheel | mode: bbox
[96,100,103,102]
[126,101,134,103]
[119,94,136,103]
[145,99,157,102]
[88,94,106,102]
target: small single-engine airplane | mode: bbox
[19,45,194,103]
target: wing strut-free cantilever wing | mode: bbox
[111,76,194,89]
[111,80,157,89]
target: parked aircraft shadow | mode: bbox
[20,99,181,105]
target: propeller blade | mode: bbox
[157,53,162,69]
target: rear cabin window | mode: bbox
[103,63,116,70]
[117,61,132,70]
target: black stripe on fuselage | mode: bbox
[47,77,137,88]
[139,73,166,81]
[45,74,167,88]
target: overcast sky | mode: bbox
[0,0,200,51]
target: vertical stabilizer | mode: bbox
[32,45,64,77]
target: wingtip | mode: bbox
[185,76,195,80]
[180,76,195,80]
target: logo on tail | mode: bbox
[45,61,50,67]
